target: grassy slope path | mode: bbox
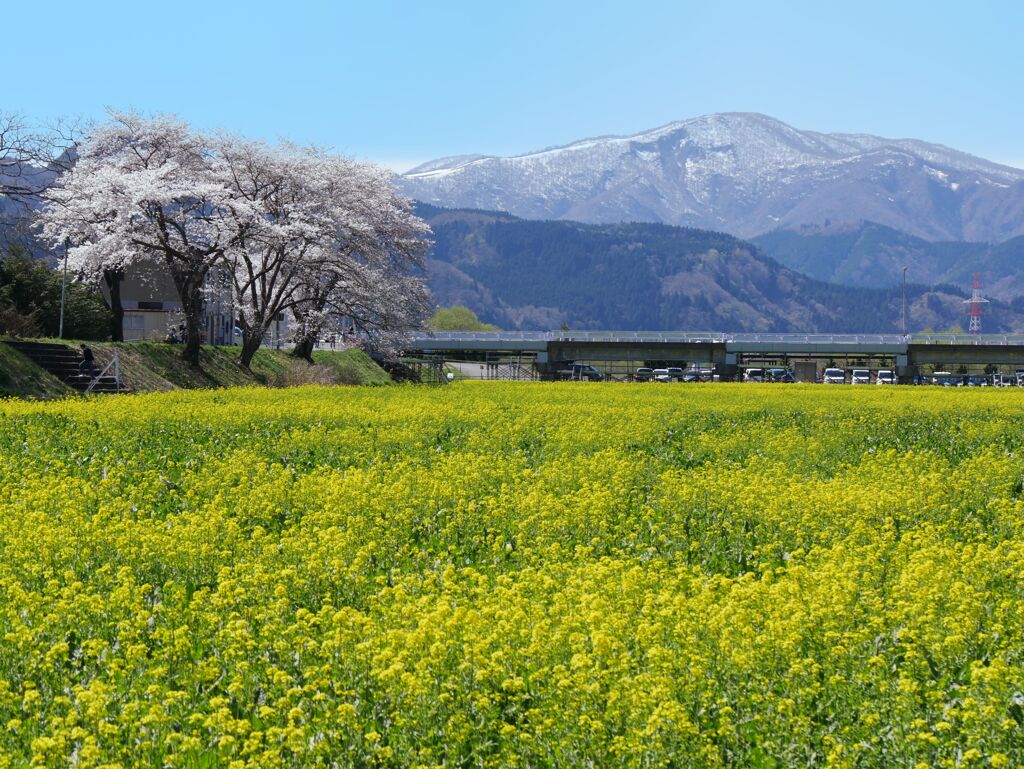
[0,339,391,397]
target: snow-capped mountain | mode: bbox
[400,113,1024,242]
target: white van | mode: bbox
[876,370,897,385]
[851,369,871,385]
[822,367,845,384]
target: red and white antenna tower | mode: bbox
[964,272,989,335]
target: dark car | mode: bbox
[559,363,605,382]
[635,367,655,382]
[767,367,796,383]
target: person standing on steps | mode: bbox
[78,343,98,380]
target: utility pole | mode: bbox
[58,239,69,338]
[901,266,908,338]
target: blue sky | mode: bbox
[5,0,1022,171]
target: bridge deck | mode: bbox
[408,331,1024,374]
[411,331,1024,353]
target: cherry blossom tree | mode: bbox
[39,112,227,364]
[215,138,431,367]
[39,111,431,366]
[287,167,431,362]
[216,141,347,367]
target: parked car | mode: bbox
[822,367,846,384]
[558,363,605,381]
[964,375,989,387]
[767,367,796,383]
[663,367,685,382]
[875,370,897,385]
[931,371,960,387]
[635,367,654,382]
[851,369,871,385]
[743,368,766,382]
[992,374,1015,387]
[683,368,714,382]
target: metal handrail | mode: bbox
[84,350,120,394]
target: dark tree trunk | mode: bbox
[291,336,315,363]
[289,296,328,364]
[238,327,264,370]
[180,297,204,368]
[170,267,206,368]
[103,268,125,342]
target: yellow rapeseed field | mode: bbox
[1,382,1023,768]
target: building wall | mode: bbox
[116,266,182,311]
[108,261,286,346]
[122,309,182,342]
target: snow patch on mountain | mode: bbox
[400,113,1024,241]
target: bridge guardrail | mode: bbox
[413,331,1024,347]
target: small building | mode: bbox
[103,262,287,346]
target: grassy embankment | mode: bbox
[0,343,73,398]
[0,339,391,398]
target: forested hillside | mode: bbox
[419,205,1024,333]
[754,221,1024,299]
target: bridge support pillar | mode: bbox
[894,354,915,383]
[716,353,739,381]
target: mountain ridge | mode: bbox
[400,113,1024,242]
[407,113,1024,182]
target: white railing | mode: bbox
[413,331,1024,347]
[84,350,120,394]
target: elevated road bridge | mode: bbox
[408,331,1024,381]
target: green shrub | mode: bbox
[0,243,112,340]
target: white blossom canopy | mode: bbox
[37,111,432,361]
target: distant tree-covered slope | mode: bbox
[417,204,1024,333]
[753,221,1024,299]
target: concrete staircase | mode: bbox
[4,341,125,394]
